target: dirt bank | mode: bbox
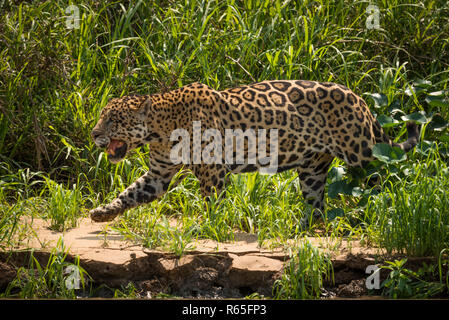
[0,218,441,298]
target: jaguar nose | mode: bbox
[91,129,102,140]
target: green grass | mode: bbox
[42,177,85,231]
[0,203,21,250]
[272,239,334,299]
[0,0,449,299]
[364,152,449,257]
[2,237,90,298]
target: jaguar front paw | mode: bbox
[89,205,121,222]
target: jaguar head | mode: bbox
[91,95,152,164]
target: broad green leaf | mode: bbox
[400,112,427,124]
[347,166,368,180]
[413,79,432,88]
[404,80,432,96]
[351,187,363,197]
[328,181,346,199]
[372,143,407,163]
[328,180,359,198]
[404,86,427,97]
[328,166,346,182]
[366,93,388,108]
[377,114,400,128]
[428,115,449,131]
[425,95,449,108]
[387,100,405,115]
[428,90,445,97]
[326,208,344,220]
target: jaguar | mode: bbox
[89,80,419,223]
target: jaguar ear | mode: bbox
[138,96,152,117]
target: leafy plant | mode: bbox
[113,282,140,298]
[380,259,446,299]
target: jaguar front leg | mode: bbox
[90,167,179,222]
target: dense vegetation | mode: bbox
[1,0,449,298]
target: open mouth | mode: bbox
[106,139,128,162]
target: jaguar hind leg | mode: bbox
[193,164,229,198]
[296,152,334,227]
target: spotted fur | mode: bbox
[89,80,419,222]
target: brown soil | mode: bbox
[0,218,442,298]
